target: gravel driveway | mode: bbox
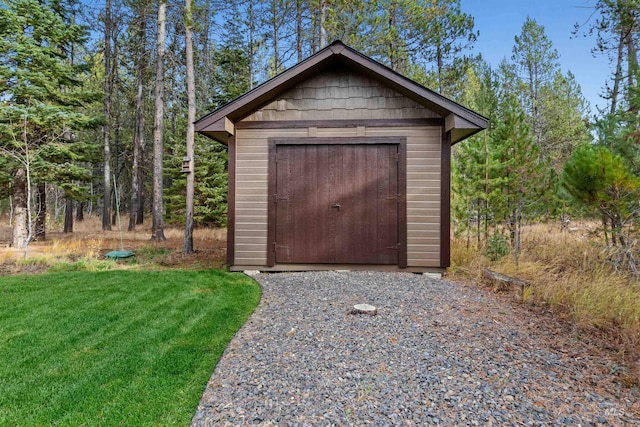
[191,271,639,426]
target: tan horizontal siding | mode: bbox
[236,176,267,184]
[367,128,440,137]
[235,215,266,223]
[234,187,267,197]
[407,208,440,217]
[234,159,268,168]
[235,229,267,238]
[236,237,268,246]
[235,243,267,253]
[237,153,268,161]
[407,237,440,245]
[407,172,440,181]
[407,200,440,209]
[235,258,267,265]
[407,258,440,267]
[407,193,440,202]
[407,185,440,193]
[234,204,267,211]
[236,195,268,203]
[316,128,360,137]
[405,126,441,267]
[237,129,309,139]
[234,130,270,266]
[236,137,271,146]
[235,166,267,173]
[409,223,440,231]
[235,182,267,191]
[234,222,267,231]
[407,161,439,169]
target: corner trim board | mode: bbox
[226,135,236,266]
[440,130,451,268]
[267,139,277,267]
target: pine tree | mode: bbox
[0,0,100,250]
[151,0,167,241]
[511,17,559,159]
[184,0,196,254]
[563,144,639,271]
[452,63,499,246]
[539,71,592,171]
[492,94,541,266]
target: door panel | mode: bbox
[275,144,399,264]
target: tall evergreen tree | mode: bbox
[539,70,592,171]
[511,17,559,158]
[184,0,196,253]
[452,63,499,245]
[492,94,541,265]
[102,0,113,231]
[151,0,167,241]
[0,0,100,249]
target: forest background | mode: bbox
[1,0,639,269]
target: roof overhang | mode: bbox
[195,41,488,145]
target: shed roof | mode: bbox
[195,41,488,144]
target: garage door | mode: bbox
[272,143,401,265]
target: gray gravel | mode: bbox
[191,271,640,426]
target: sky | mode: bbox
[460,0,611,115]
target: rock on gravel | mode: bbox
[191,271,640,427]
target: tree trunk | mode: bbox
[610,216,617,246]
[388,6,395,70]
[271,0,280,75]
[514,187,524,267]
[296,0,303,62]
[183,0,196,254]
[129,11,147,232]
[9,196,13,226]
[610,28,625,115]
[76,201,84,221]
[151,0,167,241]
[437,44,443,94]
[111,32,121,227]
[137,188,144,224]
[35,182,46,241]
[248,0,256,89]
[319,0,326,48]
[63,199,73,233]
[102,0,112,231]
[12,168,28,248]
[626,17,638,112]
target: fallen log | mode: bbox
[482,268,529,300]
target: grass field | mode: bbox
[0,269,260,426]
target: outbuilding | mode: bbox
[195,41,488,273]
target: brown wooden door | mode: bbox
[275,144,399,264]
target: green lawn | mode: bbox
[0,269,261,426]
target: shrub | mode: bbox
[485,233,510,261]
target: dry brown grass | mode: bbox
[0,215,227,273]
[450,221,640,373]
